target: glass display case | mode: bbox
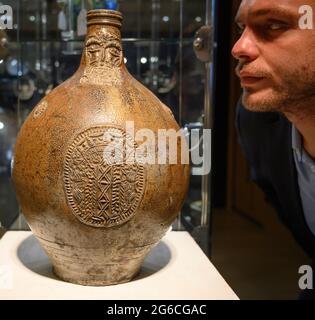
[0,0,215,255]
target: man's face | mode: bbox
[232,0,315,114]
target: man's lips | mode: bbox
[239,72,265,87]
[240,76,264,86]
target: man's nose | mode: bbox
[231,29,259,62]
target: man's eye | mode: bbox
[268,23,284,30]
[254,22,289,38]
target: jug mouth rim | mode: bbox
[87,9,123,28]
[88,9,122,15]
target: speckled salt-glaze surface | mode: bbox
[12,10,190,286]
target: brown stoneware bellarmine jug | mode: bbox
[12,9,190,286]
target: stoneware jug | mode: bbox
[12,9,190,286]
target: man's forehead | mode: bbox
[236,0,309,22]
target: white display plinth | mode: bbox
[0,231,238,300]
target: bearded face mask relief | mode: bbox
[81,29,123,85]
[85,31,122,68]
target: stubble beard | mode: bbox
[242,63,315,119]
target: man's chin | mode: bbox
[242,89,279,112]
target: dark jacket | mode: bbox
[236,102,315,259]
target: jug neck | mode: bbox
[80,10,124,70]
